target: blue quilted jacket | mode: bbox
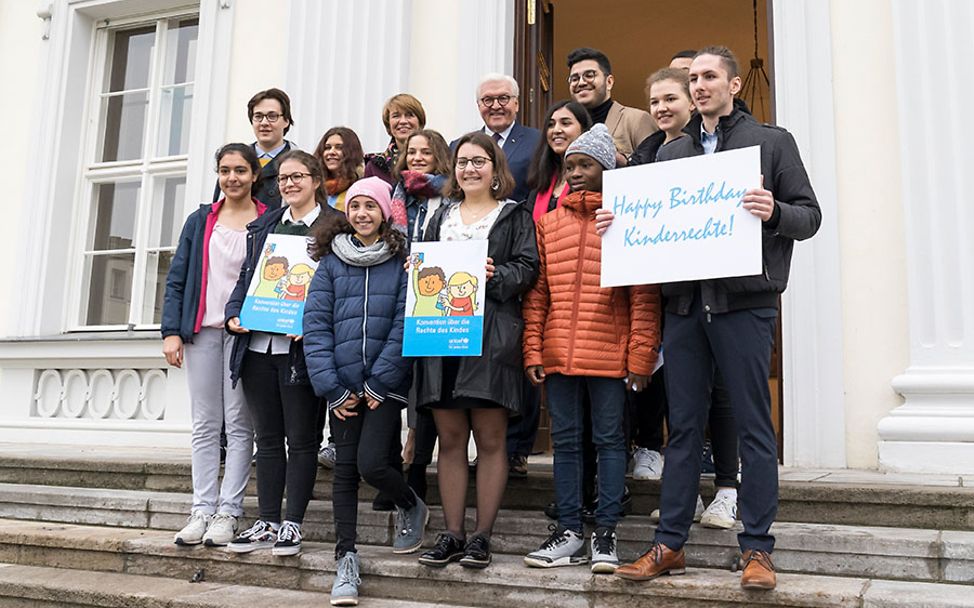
[303,248,410,409]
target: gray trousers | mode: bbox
[184,327,254,516]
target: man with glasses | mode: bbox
[567,48,655,165]
[455,73,540,204]
[213,88,296,209]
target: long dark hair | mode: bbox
[313,126,364,182]
[215,143,261,175]
[527,100,592,191]
[443,131,516,201]
[392,129,452,180]
[310,213,409,262]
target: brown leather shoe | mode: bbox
[614,543,686,581]
[740,549,776,590]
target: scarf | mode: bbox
[331,233,395,267]
[392,172,447,239]
[324,176,355,196]
[532,175,570,222]
[365,139,399,175]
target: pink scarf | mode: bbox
[532,177,570,222]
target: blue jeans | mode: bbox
[546,374,627,532]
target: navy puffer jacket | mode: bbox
[303,248,410,409]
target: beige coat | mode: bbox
[605,100,656,158]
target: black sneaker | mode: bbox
[418,533,465,568]
[459,534,491,569]
[543,501,558,521]
[508,454,528,478]
[582,486,632,524]
[272,521,302,556]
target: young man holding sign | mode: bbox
[608,46,821,590]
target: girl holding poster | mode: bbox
[415,132,539,570]
[162,143,267,547]
[303,177,426,607]
[225,150,336,558]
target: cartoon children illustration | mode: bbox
[281,263,315,301]
[411,256,447,317]
[253,255,289,298]
[442,271,478,317]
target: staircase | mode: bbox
[0,443,972,607]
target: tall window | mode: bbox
[77,14,199,329]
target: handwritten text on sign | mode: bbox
[600,146,762,287]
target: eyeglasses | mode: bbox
[252,112,283,124]
[456,156,492,170]
[277,172,310,185]
[568,69,600,85]
[479,95,513,108]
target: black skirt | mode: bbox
[424,357,504,410]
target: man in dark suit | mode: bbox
[213,88,295,208]
[452,74,540,204]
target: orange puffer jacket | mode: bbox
[522,190,661,378]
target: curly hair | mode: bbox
[309,213,409,262]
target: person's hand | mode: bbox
[227,317,249,334]
[287,334,303,342]
[162,335,184,368]
[366,395,381,410]
[595,209,615,236]
[526,365,546,386]
[485,257,495,280]
[625,372,651,393]
[742,175,775,221]
[615,152,628,167]
[333,395,360,420]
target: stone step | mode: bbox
[0,483,972,587]
[0,519,972,608]
[2,447,973,530]
[0,562,465,608]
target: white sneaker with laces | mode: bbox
[632,448,664,480]
[524,526,587,568]
[174,511,210,546]
[272,520,303,556]
[700,492,738,529]
[202,512,238,546]
[649,494,705,524]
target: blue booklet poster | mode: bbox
[403,240,488,357]
[239,234,318,335]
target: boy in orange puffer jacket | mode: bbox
[521,124,661,574]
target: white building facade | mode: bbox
[0,0,969,473]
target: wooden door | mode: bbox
[514,0,554,130]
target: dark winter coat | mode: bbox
[303,247,410,409]
[655,107,822,314]
[415,200,539,413]
[224,204,339,387]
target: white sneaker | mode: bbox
[649,495,705,524]
[318,442,337,468]
[524,526,587,568]
[202,513,238,546]
[272,521,303,556]
[590,527,619,574]
[174,510,210,545]
[632,448,664,480]
[700,492,738,529]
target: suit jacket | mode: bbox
[211,141,292,209]
[452,122,541,204]
[605,101,656,158]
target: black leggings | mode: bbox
[241,351,321,524]
[407,406,437,501]
[332,400,416,557]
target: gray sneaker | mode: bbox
[392,493,429,554]
[330,552,361,606]
[590,526,619,574]
[318,442,337,468]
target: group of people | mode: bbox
[161,44,820,606]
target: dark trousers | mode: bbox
[407,407,437,501]
[506,377,541,458]
[332,401,416,557]
[547,374,627,531]
[241,351,321,524]
[655,300,778,553]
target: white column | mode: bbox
[772,0,847,467]
[878,0,974,473]
[284,0,413,154]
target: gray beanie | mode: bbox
[565,123,616,169]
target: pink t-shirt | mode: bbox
[202,223,248,328]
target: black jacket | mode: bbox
[212,141,292,209]
[224,204,339,387]
[655,107,821,314]
[415,200,539,413]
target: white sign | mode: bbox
[600,146,762,287]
